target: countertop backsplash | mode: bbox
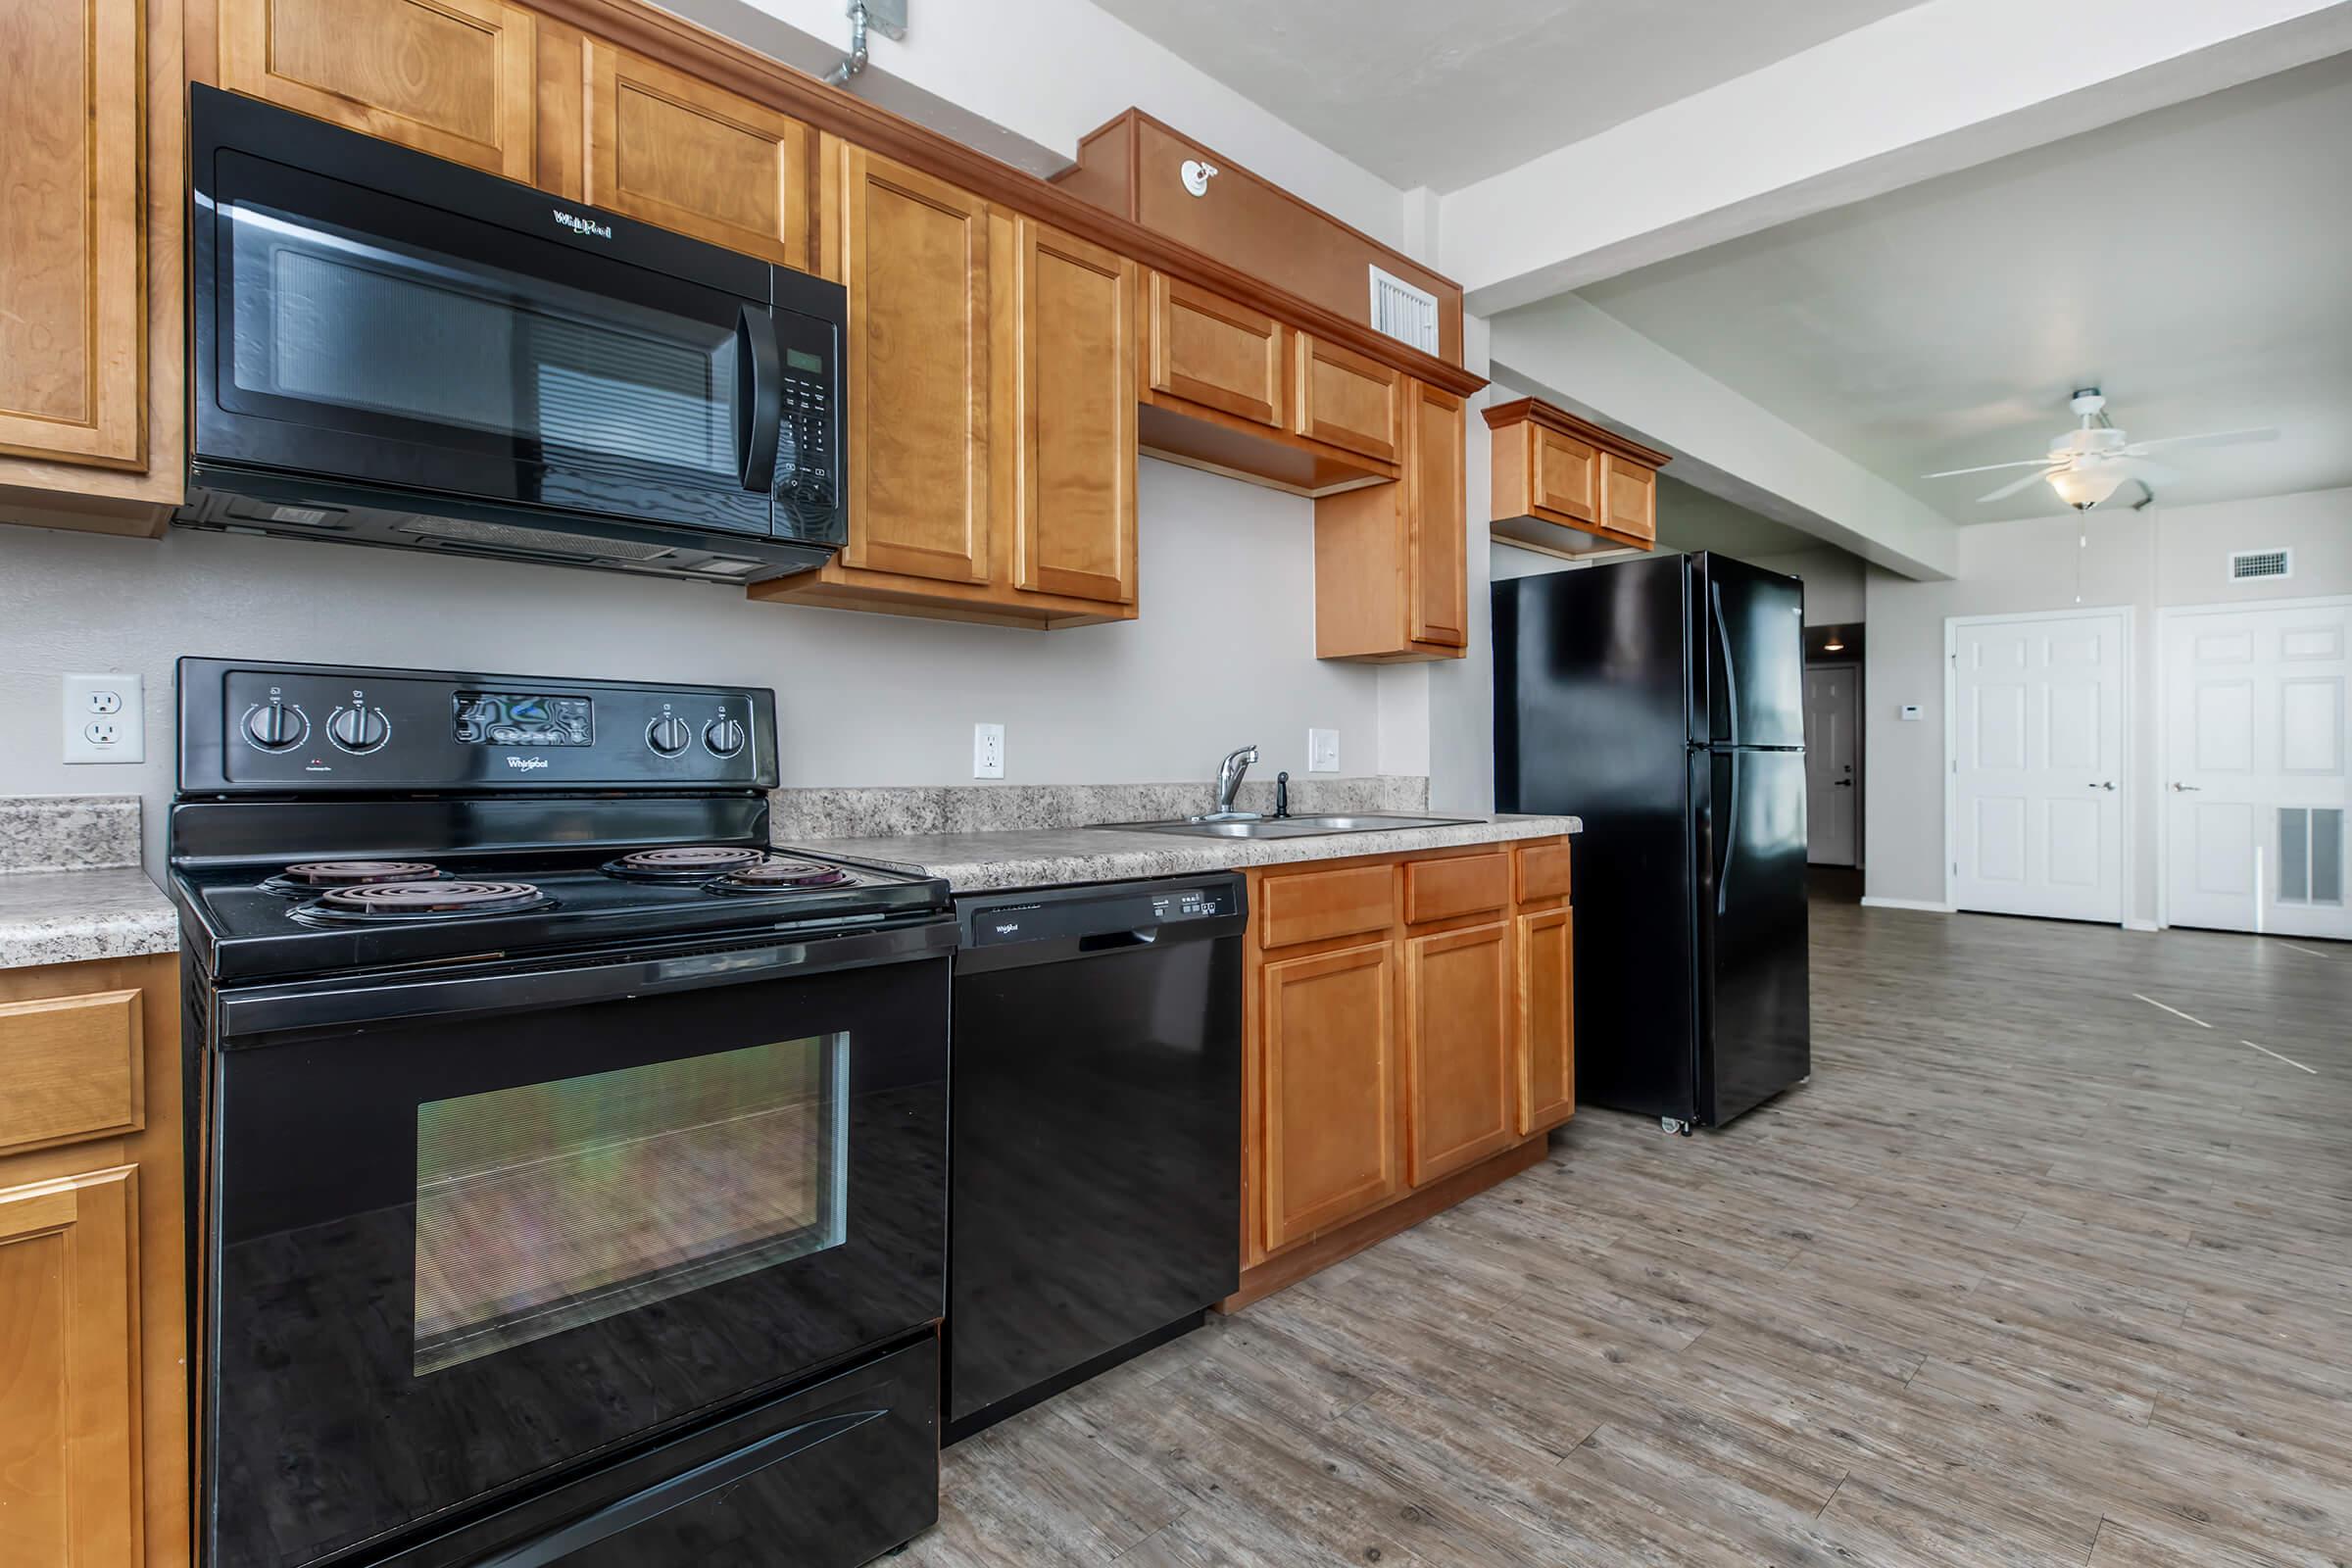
[0,794,144,874]
[767,776,1432,842]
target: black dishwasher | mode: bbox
[947,873,1246,1442]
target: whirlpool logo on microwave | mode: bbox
[551,208,612,240]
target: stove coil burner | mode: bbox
[274,859,444,889]
[712,859,855,892]
[603,845,770,882]
[307,880,553,920]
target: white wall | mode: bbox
[1748,548,1865,625]
[1863,484,2352,917]
[0,462,1384,867]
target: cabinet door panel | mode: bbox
[837,146,992,584]
[0,1167,140,1568]
[220,0,537,178]
[1602,453,1657,543]
[1407,384,1466,648]
[0,990,144,1156]
[1295,335,1400,465]
[1516,907,1576,1134]
[1261,941,1397,1250]
[1014,220,1137,605]
[0,0,143,468]
[583,41,811,268]
[1404,920,1514,1185]
[1147,274,1283,428]
[1534,427,1599,525]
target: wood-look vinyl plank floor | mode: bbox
[900,896,2352,1567]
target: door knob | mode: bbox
[2087,781,2115,791]
[1833,779,1852,787]
[2171,782,2200,792]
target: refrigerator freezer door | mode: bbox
[1692,554,1808,750]
[1691,747,1812,1125]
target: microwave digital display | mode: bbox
[454,693,593,747]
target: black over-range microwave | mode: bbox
[179,84,846,584]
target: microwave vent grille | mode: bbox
[396,517,677,563]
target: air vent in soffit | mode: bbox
[1369,266,1439,355]
[2230,548,2291,581]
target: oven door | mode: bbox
[203,921,951,1568]
[189,86,788,540]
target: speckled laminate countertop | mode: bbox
[0,868,179,969]
[794,812,1583,893]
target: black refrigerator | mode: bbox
[1494,552,1811,1130]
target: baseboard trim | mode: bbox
[1860,896,1956,914]
[2124,918,2161,932]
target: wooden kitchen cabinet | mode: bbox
[1599,450,1658,546]
[1144,272,1285,428]
[0,955,186,1568]
[1292,335,1400,466]
[1258,941,1399,1251]
[580,40,815,269]
[1515,906,1576,1135]
[1009,219,1138,607]
[1487,397,1670,557]
[1311,380,1466,662]
[1402,920,1515,1185]
[218,0,538,178]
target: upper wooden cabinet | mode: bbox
[220,0,537,178]
[1311,380,1465,662]
[1011,220,1138,607]
[1293,335,1400,466]
[1145,273,1285,428]
[580,41,814,269]
[1488,396,1670,557]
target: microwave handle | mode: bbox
[736,303,783,494]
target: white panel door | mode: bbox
[2164,602,2351,938]
[1805,663,1859,866]
[1950,612,2126,922]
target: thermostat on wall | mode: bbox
[1899,705,1923,722]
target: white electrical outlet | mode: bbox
[972,722,1004,779]
[1306,728,1340,773]
[63,673,144,763]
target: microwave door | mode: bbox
[194,151,778,537]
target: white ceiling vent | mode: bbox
[2230,548,2292,582]
[1369,266,1440,355]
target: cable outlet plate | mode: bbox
[972,722,1004,779]
[64,672,145,763]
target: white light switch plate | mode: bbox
[972,722,1004,778]
[63,672,145,763]
[1306,728,1340,773]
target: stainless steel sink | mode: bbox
[1097,812,1479,840]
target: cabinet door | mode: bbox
[220,0,537,178]
[1601,452,1657,544]
[1406,383,1466,648]
[0,0,143,469]
[1260,941,1397,1250]
[1294,335,1401,465]
[1146,273,1284,428]
[1403,920,1515,1185]
[582,41,812,268]
[0,1167,140,1568]
[1011,220,1137,605]
[1534,426,1599,526]
[835,146,992,584]
[1516,907,1576,1135]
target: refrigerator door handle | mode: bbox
[1709,579,1740,749]
[1717,750,1738,915]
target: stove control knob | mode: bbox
[704,717,747,759]
[242,703,308,753]
[327,706,391,754]
[646,714,693,758]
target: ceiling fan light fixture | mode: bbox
[2047,465,2124,511]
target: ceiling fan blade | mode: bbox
[1923,458,2061,478]
[2122,426,2279,455]
[1977,470,2059,503]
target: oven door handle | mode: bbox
[216,918,955,1044]
[736,302,783,495]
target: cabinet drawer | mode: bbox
[0,990,143,1156]
[1516,842,1573,905]
[1401,853,1510,926]
[1256,863,1395,950]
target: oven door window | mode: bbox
[201,153,775,534]
[413,1033,849,1375]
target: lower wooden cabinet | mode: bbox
[1258,941,1399,1250]
[0,954,185,1568]
[1403,919,1515,1184]
[1238,838,1573,1300]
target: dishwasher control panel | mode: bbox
[956,875,1243,949]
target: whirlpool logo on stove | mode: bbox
[506,756,551,771]
[551,208,612,240]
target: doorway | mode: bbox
[1804,662,1860,866]
[1945,608,2132,923]
[2161,597,2350,938]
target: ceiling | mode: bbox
[1574,52,2352,523]
[1083,0,1922,192]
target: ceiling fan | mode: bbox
[1923,389,2278,510]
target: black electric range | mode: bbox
[171,658,949,1568]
